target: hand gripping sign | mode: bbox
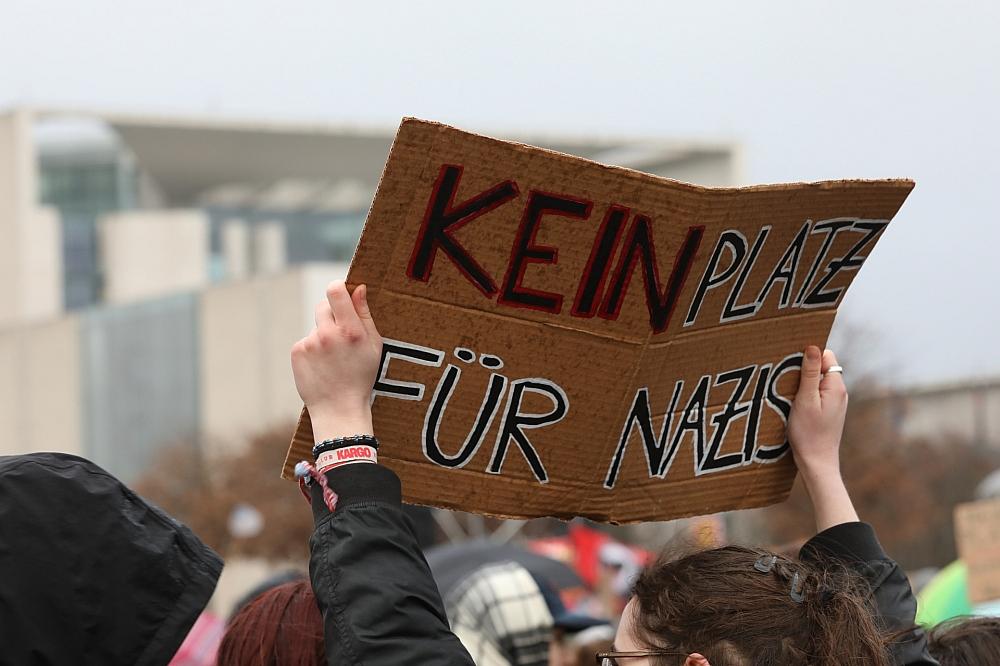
[283,118,913,523]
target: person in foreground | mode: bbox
[289,281,937,666]
[604,345,938,666]
[0,452,222,666]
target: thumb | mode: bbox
[352,284,380,338]
[796,345,823,403]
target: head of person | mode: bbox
[218,580,325,666]
[928,616,1000,666]
[446,561,554,666]
[446,560,608,666]
[608,545,893,666]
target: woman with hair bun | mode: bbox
[601,347,938,666]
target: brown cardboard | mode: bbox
[282,118,913,523]
[955,498,1000,604]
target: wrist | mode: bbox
[309,404,374,441]
[800,467,846,502]
[795,457,841,486]
[807,479,859,532]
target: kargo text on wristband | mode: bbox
[312,434,379,459]
[316,444,378,473]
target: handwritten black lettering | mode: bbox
[600,217,704,333]
[722,226,770,321]
[684,230,748,326]
[488,379,568,483]
[700,365,756,474]
[423,363,508,468]
[407,164,519,296]
[499,191,592,313]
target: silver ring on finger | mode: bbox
[825,365,844,375]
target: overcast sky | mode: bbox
[2,0,998,386]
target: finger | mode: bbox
[796,345,823,402]
[314,298,332,328]
[819,348,846,395]
[821,348,838,373]
[326,280,359,326]
[352,284,381,339]
[291,328,317,356]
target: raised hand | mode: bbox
[787,346,858,531]
[291,281,382,441]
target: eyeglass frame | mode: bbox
[596,649,686,665]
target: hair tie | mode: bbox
[753,554,778,573]
[789,572,806,604]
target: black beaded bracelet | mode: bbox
[312,435,379,460]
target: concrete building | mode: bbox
[0,316,82,456]
[0,263,344,481]
[100,209,211,304]
[862,378,1000,450]
[0,111,63,327]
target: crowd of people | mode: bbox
[2,280,997,665]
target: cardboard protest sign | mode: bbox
[955,498,1000,603]
[283,118,913,523]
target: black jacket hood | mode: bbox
[0,452,223,666]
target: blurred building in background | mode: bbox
[863,378,1000,450]
[0,106,741,482]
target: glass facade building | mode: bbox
[38,131,370,308]
[38,142,139,309]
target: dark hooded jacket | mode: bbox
[0,452,223,666]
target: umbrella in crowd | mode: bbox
[426,540,585,598]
